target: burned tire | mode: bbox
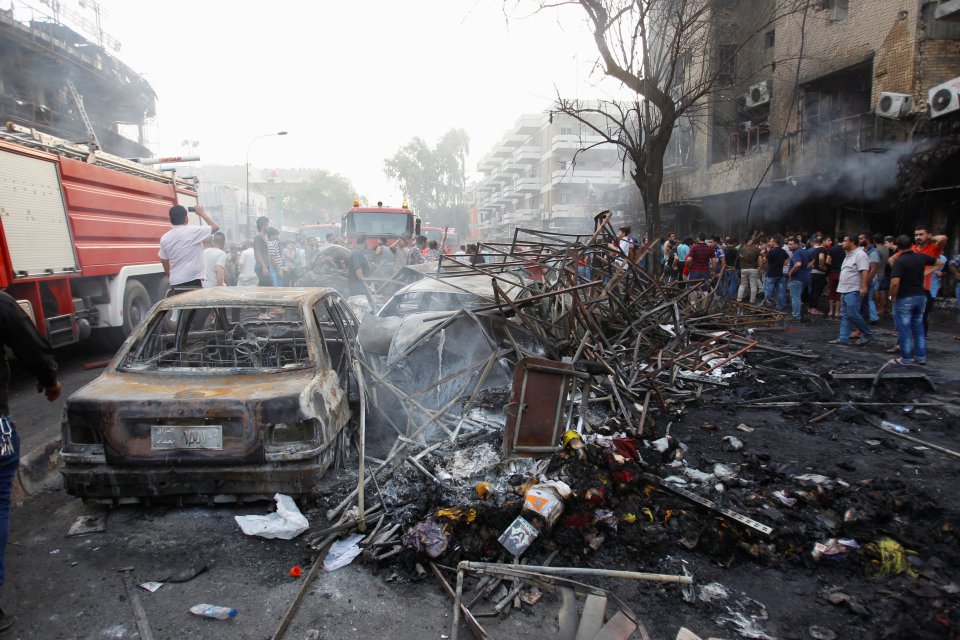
[122,280,151,338]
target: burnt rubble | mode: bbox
[301,213,959,640]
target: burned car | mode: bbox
[60,287,363,502]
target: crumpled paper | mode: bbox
[323,533,365,571]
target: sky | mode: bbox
[74,0,622,205]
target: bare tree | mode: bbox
[526,0,811,242]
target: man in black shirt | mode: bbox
[722,239,739,300]
[761,235,788,311]
[348,234,372,297]
[0,291,60,631]
[888,234,936,365]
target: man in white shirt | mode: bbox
[237,241,258,286]
[202,232,227,287]
[829,234,874,346]
[158,205,219,289]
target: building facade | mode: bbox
[661,0,960,245]
[472,112,637,240]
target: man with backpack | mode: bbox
[617,226,640,268]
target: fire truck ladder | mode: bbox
[65,79,101,150]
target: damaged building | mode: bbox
[660,0,960,247]
[0,1,156,158]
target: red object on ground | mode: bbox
[289,566,302,578]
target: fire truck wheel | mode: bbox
[122,280,151,337]
[153,276,170,304]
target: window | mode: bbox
[559,192,572,205]
[560,127,573,135]
[717,44,737,85]
[764,30,775,49]
[559,160,568,170]
[822,0,848,20]
[122,306,311,372]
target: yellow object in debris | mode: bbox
[664,509,674,524]
[436,508,477,523]
[865,537,918,579]
[475,482,491,499]
[561,430,582,447]
[641,507,655,522]
[620,513,637,524]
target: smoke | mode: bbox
[684,141,919,237]
[757,141,913,212]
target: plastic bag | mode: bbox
[235,493,309,540]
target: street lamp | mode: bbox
[245,131,288,237]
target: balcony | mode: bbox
[501,162,525,174]
[515,146,541,163]
[503,134,530,148]
[477,154,498,172]
[515,177,540,192]
[492,145,512,158]
[514,208,539,223]
[549,168,625,186]
[551,204,591,217]
[515,114,544,134]
[548,134,610,154]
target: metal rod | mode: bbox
[458,561,693,585]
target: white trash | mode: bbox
[235,493,309,540]
[323,533,365,571]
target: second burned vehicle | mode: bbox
[60,287,364,502]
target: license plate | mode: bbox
[151,426,223,450]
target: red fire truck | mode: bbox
[342,200,420,249]
[0,124,200,347]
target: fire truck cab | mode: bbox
[342,200,420,249]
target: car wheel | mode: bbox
[122,280,151,338]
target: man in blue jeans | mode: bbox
[786,238,811,320]
[761,235,789,311]
[888,234,936,365]
[830,234,875,346]
[0,291,60,631]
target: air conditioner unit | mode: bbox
[928,77,960,119]
[876,92,912,118]
[745,81,771,108]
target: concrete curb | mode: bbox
[12,436,62,502]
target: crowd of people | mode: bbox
[193,216,489,297]
[162,208,958,367]
[648,225,955,366]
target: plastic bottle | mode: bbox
[189,604,237,620]
[880,420,909,434]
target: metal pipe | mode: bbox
[458,561,693,585]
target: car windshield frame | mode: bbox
[118,304,318,374]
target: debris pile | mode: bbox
[307,213,959,638]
